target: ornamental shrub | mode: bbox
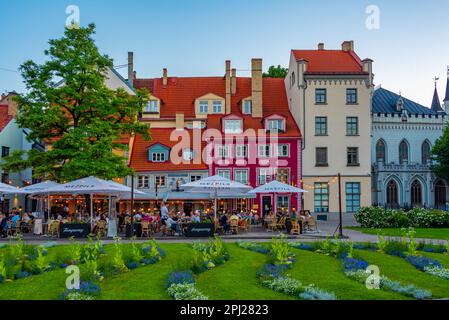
[342,257,369,272]
[167,283,208,300]
[165,270,195,288]
[355,207,449,228]
[405,255,442,271]
[299,285,336,300]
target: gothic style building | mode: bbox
[371,72,449,209]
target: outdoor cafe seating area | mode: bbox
[0,176,321,239]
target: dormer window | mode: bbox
[213,101,222,113]
[243,100,252,114]
[148,143,169,162]
[199,100,208,113]
[224,119,242,134]
[144,100,159,113]
[152,152,166,162]
[183,149,194,161]
[267,119,284,132]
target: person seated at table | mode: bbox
[165,213,180,236]
[11,212,20,229]
[219,212,230,233]
[230,211,239,223]
[0,213,7,238]
[133,211,142,222]
[191,210,201,223]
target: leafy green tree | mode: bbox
[263,65,288,78]
[1,24,150,182]
[431,123,449,181]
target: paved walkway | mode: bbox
[1,213,447,245]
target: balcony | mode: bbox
[373,161,431,173]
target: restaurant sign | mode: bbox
[186,223,215,237]
[59,224,90,238]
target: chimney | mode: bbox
[318,43,325,50]
[128,52,134,86]
[231,68,237,95]
[176,113,184,130]
[341,40,354,52]
[251,58,263,118]
[5,93,18,117]
[362,58,374,87]
[225,60,231,114]
[163,68,168,87]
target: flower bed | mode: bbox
[191,236,229,274]
[238,235,336,300]
[165,236,229,300]
[60,237,165,300]
[345,270,431,300]
[355,207,449,228]
[165,271,208,300]
[291,238,433,299]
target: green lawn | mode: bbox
[355,250,449,298]
[1,242,449,300]
[347,227,449,240]
[195,244,294,300]
[289,248,407,300]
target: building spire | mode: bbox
[444,66,449,102]
[431,76,444,113]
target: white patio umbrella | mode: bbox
[248,180,307,214]
[0,182,28,194]
[181,175,252,219]
[21,181,61,220]
[0,182,27,214]
[45,176,141,232]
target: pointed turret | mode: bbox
[444,66,449,114]
[431,77,445,113]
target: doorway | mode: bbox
[262,196,272,217]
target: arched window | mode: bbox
[435,180,447,209]
[376,140,386,163]
[422,141,431,164]
[411,180,422,207]
[399,140,409,164]
[386,180,399,208]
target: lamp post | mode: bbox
[338,172,344,238]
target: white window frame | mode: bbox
[155,175,166,187]
[235,144,248,158]
[190,175,202,182]
[212,100,222,113]
[234,169,249,185]
[137,175,149,188]
[199,100,208,113]
[243,100,252,114]
[267,119,284,132]
[144,100,159,113]
[258,168,272,185]
[216,169,231,180]
[276,144,289,157]
[216,144,231,158]
[152,152,166,162]
[275,168,290,184]
[258,144,271,158]
[224,119,243,134]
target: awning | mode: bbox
[120,191,256,201]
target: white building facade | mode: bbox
[371,81,449,209]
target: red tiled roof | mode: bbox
[129,128,208,172]
[292,50,366,74]
[0,105,13,132]
[134,76,300,137]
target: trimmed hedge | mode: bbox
[355,207,449,228]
